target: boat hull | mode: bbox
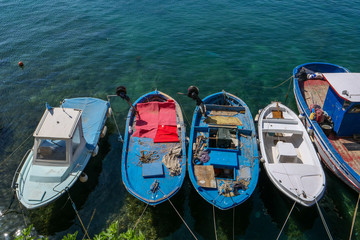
[15,97,109,209]
[121,90,186,205]
[293,62,360,192]
[258,102,325,207]
[188,92,259,210]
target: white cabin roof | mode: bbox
[34,107,82,139]
[323,73,360,102]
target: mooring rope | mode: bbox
[284,76,294,104]
[233,207,235,240]
[276,201,296,240]
[213,204,218,240]
[107,95,124,142]
[315,197,333,240]
[158,188,198,240]
[0,133,33,167]
[17,198,28,227]
[349,192,360,240]
[66,190,91,240]
[259,76,293,89]
[132,203,149,231]
[175,95,192,128]
[82,209,96,240]
[0,191,17,217]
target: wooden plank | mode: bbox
[194,165,217,188]
[303,80,329,108]
[330,137,360,174]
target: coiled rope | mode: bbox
[276,201,296,240]
[349,192,360,240]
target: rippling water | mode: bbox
[1,0,360,239]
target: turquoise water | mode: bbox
[1,0,360,239]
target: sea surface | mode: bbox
[1,0,360,239]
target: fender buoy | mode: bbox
[92,145,99,157]
[80,172,88,183]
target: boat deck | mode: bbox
[300,79,360,174]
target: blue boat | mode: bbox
[187,90,259,210]
[293,62,360,192]
[12,98,110,209]
[121,90,186,205]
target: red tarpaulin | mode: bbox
[133,100,179,143]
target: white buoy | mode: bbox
[92,145,99,157]
[100,126,107,138]
[260,157,265,163]
[307,125,314,136]
[80,172,88,183]
[107,107,112,117]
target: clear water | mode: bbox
[1,0,360,239]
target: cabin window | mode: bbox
[349,105,360,113]
[72,127,81,154]
[208,128,238,149]
[36,139,66,162]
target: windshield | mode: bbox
[36,139,67,161]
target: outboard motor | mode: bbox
[297,67,308,81]
[187,86,206,117]
[116,86,138,115]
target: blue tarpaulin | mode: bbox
[62,97,109,150]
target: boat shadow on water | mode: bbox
[117,179,186,240]
[188,179,253,240]
[26,133,111,236]
[258,164,319,237]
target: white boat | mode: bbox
[12,98,110,209]
[257,102,326,207]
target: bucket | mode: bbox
[321,124,333,136]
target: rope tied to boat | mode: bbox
[106,95,124,142]
[66,189,91,240]
[314,197,333,240]
[276,201,296,240]
[0,191,17,217]
[149,180,160,194]
[349,191,360,240]
[157,188,198,240]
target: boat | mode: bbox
[12,97,110,209]
[121,90,186,205]
[187,89,259,210]
[257,102,326,206]
[293,62,360,192]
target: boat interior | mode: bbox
[299,78,360,172]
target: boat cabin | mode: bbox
[322,73,360,137]
[33,107,86,166]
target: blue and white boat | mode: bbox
[13,98,110,209]
[187,90,259,210]
[121,90,186,205]
[293,62,360,192]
